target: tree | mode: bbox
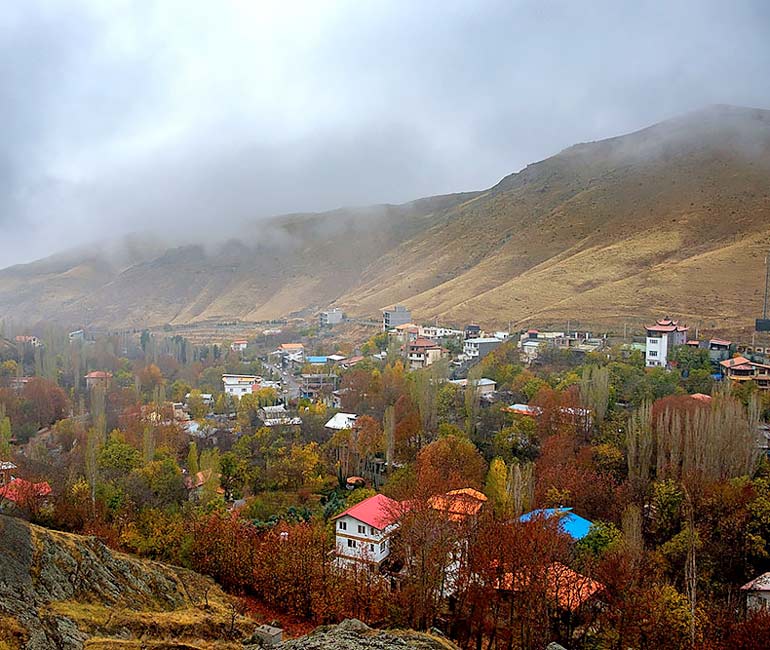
[0,405,11,459]
[187,441,200,476]
[416,435,487,494]
[219,451,247,500]
[485,457,510,517]
[187,389,207,419]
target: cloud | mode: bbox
[1,0,769,266]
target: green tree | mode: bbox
[187,389,207,419]
[485,457,510,517]
[187,441,199,476]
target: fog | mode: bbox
[2,0,770,267]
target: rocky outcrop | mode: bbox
[0,514,254,650]
[262,619,459,650]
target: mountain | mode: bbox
[2,105,770,333]
[0,514,254,649]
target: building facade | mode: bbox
[319,308,344,327]
[383,305,412,330]
[463,336,503,360]
[222,374,260,397]
[333,493,399,566]
[645,318,688,368]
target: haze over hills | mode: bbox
[2,104,770,333]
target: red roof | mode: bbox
[709,338,732,346]
[334,493,400,529]
[690,393,713,403]
[0,478,52,503]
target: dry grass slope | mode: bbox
[1,105,769,333]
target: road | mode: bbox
[268,363,300,401]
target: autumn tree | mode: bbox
[416,435,487,494]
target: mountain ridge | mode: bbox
[2,104,770,332]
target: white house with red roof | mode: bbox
[645,318,688,368]
[333,493,400,566]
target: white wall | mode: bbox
[335,514,393,564]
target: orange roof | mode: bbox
[279,343,304,350]
[690,393,713,403]
[496,562,604,612]
[429,488,487,521]
[85,371,112,379]
[710,338,732,346]
[720,356,751,369]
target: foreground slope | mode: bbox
[1,105,770,331]
[0,514,254,650]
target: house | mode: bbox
[720,356,770,389]
[300,374,339,402]
[85,371,112,391]
[222,374,260,397]
[645,317,688,368]
[407,338,447,369]
[449,377,497,396]
[307,356,329,365]
[0,461,16,487]
[506,403,542,417]
[464,324,482,339]
[68,329,85,343]
[259,404,302,427]
[14,335,41,347]
[340,355,365,369]
[428,488,487,523]
[383,305,412,331]
[742,572,770,611]
[319,308,344,327]
[276,342,305,366]
[333,493,400,566]
[9,377,32,392]
[519,508,594,541]
[463,337,503,360]
[325,412,358,432]
[230,339,248,352]
[495,562,605,615]
[419,326,464,341]
[0,478,52,507]
[328,354,347,363]
[708,338,732,362]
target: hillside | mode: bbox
[0,514,255,649]
[2,104,770,332]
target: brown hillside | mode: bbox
[1,105,769,333]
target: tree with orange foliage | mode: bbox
[416,434,487,495]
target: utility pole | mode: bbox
[762,253,770,320]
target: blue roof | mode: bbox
[519,508,593,540]
[307,356,328,364]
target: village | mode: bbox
[1,303,770,649]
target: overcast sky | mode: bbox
[2,0,770,266]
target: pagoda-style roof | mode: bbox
[646,317,688,333]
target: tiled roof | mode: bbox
[0,478,52,503]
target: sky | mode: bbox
[2,0,770,266]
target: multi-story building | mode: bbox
[319,308,344,327]
[222,374,260,397]
[333,493,400,567]
[383,305,412,330]
[463,336,503,360]
[407,338,447,369]
[645,318,688,367]
[230,339,248,352]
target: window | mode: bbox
[380,541,387,552]
[369,543,374,552]
[357,524,365,534]
[370,527,379,536]
[338,521,347,530]
[649,351,658,357]
[347,539,357,548]
[649,339,658,345]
